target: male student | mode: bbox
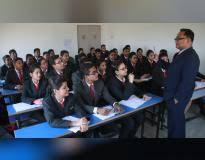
[4,57,25,90]
[74,62,137,138]
[164,28,200,138]
[100,44,109,60]
[34,48,42,63]
[120,46,130,66]
[4,57,25,103]
[9,49,18,62]
[0,55,13,80]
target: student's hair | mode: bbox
[97,60,106,67]
[49,76,67,90]
[129,52,137,59]
[95,48,101,53]
[137,48,143,53]
[26,54,33,60]
[43,51,49,56]
[78,48,84,54]
[2,55,10,62]
[49,55,60,66]
[81,63,96,76]
[34,48,40,53]
[146,50,154,57]
[123,46,129,52]
[113,60,124,71]
[180,28,194,42]
[9,49,17,55]
[39,57,47,65]
[101,44,106,47]
[125,45,131,48]
[13,57,23,64]
[29,64,41,73]
[159,49,168,59]
[48,49,54,54]
[60,50,69,57]
[109,49,115,55]
[90,47,95,51]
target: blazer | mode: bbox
[75,79,116,114]
[43,93,87,128]
[164,47,200,104]
[127,61,144,79]
[21,78,49,104]
[119,54,129,66]
[107,76,144,101]
[0,64,12,80]
[4,69,26,89]
[143,59,157,75]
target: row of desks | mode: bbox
[4,82,205,138]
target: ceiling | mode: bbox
[0,0,205,22]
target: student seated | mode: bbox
[0,55,13,80]
[106,49,118,79]
[48,49,55,57]
[43,77,89,135]
[92,48,102,65]
[75,63,137,138]
[127,52,142,79]
[72,58,92,93]
[9,49,18,62]
[75,48,86,67]
[107,61,150,137]
[33,48,42,64]
[39,58,49,79]
[60,50,76,89]
[120,46,130,66]
[87,47,96,59]
[4,57,25,90]
[97,60,108,84]
[143,50,156,77]
[21,64,49,105]
[100,44,109,60]
[151,49,170,96]
[23,54,36,80]
[136,48,147,65]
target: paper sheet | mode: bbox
[119,95,146,109]
[93,105,116,120]
[195,81,205,90]
[12,103,42,112]
[62,116,80,133]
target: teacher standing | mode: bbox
[164,28,200,138]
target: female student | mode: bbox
[107,60,151,137]
[21,64,49,105]
[97,60,108,84]
[43,76,89,134]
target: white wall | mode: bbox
[0,23,204,73]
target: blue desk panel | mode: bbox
[15,94,163,138]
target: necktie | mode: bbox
[19,71,23,84]
[89,84,95,98]
[34,83,39,91]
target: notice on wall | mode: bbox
[63,39,72,51]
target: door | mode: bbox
[77,25,101,54]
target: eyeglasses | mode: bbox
[119,67,127,71]
[88,71,98,75]
[174,37,187,41]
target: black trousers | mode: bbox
[167,99,187,138]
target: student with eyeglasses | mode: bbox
[107,60,151,137]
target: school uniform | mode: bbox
[107,76,145,137]
[0,64,12,80]
[75,79,134,138]
[43,93,87,128]
[21,78,49,104]
[100,50,109,60]
[151,60,170,96]
[127,61,143,79]
[119,54,129,66]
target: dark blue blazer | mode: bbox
[164,47,200,104]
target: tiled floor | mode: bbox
[138,104,205,138]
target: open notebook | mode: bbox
[119,95,148,109]
[12,103,42,112]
